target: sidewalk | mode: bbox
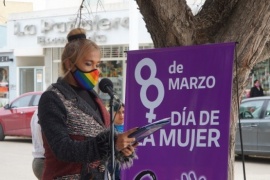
[1,137,270,180]
[234,156,270,180]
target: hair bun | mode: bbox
[67,34,86,42]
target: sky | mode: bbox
[5,0,205,5]
[5,0,205,14]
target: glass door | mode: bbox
[19,67,44,95]
[35,68,43,91]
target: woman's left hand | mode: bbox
[116,127,138,156]
[120,142,138,156]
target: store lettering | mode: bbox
[37,32,107,44]
[14,16,129,44]
[41,16,128,33]
[14,23,37,36]
[14,16,129,36]
[0,56,10,62]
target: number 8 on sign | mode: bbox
[135,58,165,123]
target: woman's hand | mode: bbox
[116,127,138,156]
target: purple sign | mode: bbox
[123,43,235,180]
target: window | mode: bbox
[0,66,9,107]
[264,101,270,119]
[100,45,128,59]
[11,95,32,108]
[239,100,264,119]
[32,95,41,106]
[97,60,124,106]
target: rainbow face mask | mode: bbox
[72,67,99,91]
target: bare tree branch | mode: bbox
[74,0,105,29]
[136,0,196,47]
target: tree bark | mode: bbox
[135,0,270,179]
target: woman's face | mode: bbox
[114,106,125,125]
[75,49,101,72]
[255,81,260,87]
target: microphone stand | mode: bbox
[109,96,115,180]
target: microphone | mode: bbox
[99,78,121,103]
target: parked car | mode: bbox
[0,91,42,141]
[235,96,270,156]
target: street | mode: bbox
[0,137,270,180]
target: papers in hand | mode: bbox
[128,117,170,143]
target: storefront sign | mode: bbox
[37,32,107,44]
[40,16,129,33]
[124,43,235,180]
[14,15,129,45]
[0,56,10,62]
[14,23,36,35]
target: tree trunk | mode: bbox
[135,0,270,179]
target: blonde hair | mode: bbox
[61,28,100,76]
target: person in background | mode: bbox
[30,109,44,180]
[38,27,138,180]
[30,79,61,180]
[114,103,125,134]
[250,79,264,97]
[108,103,125,180]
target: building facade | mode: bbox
[3,2,152,106]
